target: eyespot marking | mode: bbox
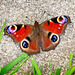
[20,38,30,50]
[64,16,68,23]
[57,16,68,24]
[7,26,11,33]
[51,35,57,42]
[11,26,15,30]
[22,41,29,48]
[7,25,17,33]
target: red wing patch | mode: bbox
[30,41,38,50]
[43,16,70,35]
[43,21,64,34]
[43,36,51,49]
[12,26,32,42]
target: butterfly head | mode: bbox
[34,21,39,26]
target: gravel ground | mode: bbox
[0,0,75,75]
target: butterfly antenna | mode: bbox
[39,11,50,23]
[40,11,46,19]
[42,11,46,17]
[26,16,34,22]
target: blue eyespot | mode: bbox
[7,26,11,33]
[51,35,57,42]
[6,25,17,33]
[22,41,29,48]
[64,16,68,23]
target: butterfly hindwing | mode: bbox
[20,30,40,55]
[40,27,60,51]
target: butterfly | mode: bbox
[4,16,71,55]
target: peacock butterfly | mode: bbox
[4,16,71,55]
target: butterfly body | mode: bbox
[4,16,71,55]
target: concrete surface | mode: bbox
[0,0,75,75]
